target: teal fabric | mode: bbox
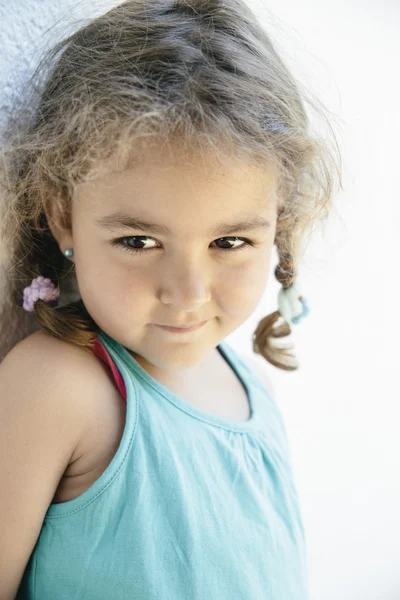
[18,331,309,599]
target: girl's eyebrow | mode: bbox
[95,211,271,237]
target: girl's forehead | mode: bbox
[73,165,277,225]
[73,144,278,205]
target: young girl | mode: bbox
[0,1,341,598]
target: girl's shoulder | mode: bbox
[1,330,123,466]
[5,330,107,397]
[14,329,109,381]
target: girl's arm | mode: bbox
[0,333,96,600]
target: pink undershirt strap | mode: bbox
[91,337,127,402]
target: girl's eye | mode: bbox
[110,235,256,254]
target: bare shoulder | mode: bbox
[8,330,106,385]
[241,352,275,398]
[1,330,115,460]
[10,329,95,368]
[2,330,101,392]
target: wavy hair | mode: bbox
[0,0,342,370]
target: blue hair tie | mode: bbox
[278,282,310,326]
[291,297,310,324]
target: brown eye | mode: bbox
[111,236,157,253]
[212,237,254,251]
[110,236,255,254]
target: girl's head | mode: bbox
[0,0,341,370]
[51,140,279,371]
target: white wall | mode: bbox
[1,1,399,598]
[238,2,400,599]
[0,0,122,129]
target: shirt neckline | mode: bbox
[97,331,263,433]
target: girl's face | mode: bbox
[67,144,278,376]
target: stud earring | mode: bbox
[64,248,74,258]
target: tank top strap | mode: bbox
[91,336,127,402]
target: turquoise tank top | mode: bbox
[17,330,309,599]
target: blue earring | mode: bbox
[64,248,74,258]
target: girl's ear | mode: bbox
[43,197,73,253]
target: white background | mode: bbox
[1,1,399,598]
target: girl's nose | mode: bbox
[158,261,212,311]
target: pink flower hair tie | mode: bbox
[22,276,60,312]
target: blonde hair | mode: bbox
[0,0,342,370]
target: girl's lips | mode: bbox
[154,321,208,333]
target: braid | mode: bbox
[252,250,301,372]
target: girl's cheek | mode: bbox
[233,254,271,287]
[216,261,270,310]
